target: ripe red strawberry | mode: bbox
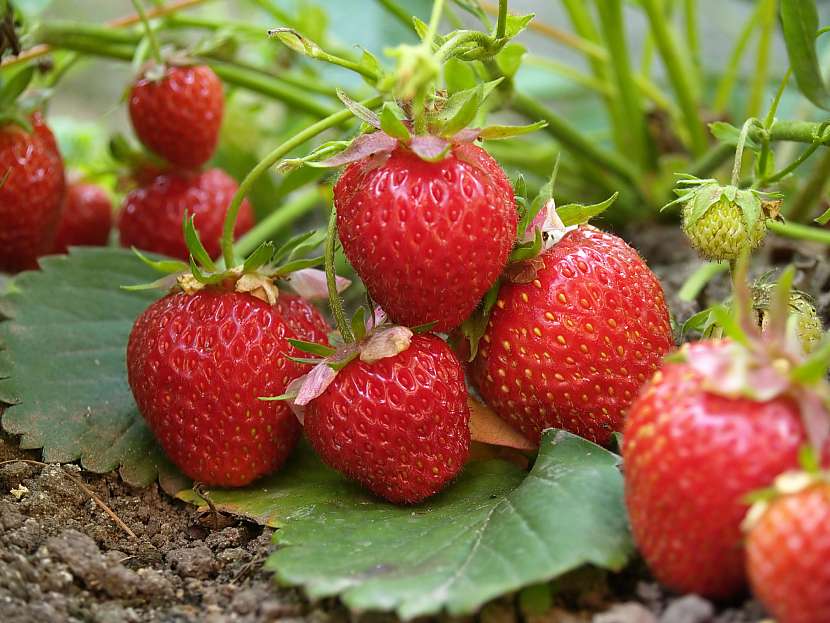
[276,293,331,345]
[302,333,471,503]
[746,475,830,623]
[624,339,829,599]
[128,64,223,168]
[118,168,254,261]
[0,113,65,273]
[51,183,113,253]
[333,142,517,332]
[127,289,329,487]
[468,225,673,446]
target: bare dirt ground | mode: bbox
[2,226,827,623]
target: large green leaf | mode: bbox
[0,248,184,491]
[182,431,632,619]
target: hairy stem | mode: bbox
[325,207,354,343]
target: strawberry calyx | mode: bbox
[452,168,619,361]
[278,89,546,172]
[0,64,49,133]
[672,262,830,453]
[125,222,349,306]
[265,307,425,419]
[742,459,829,533]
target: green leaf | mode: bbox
[242,242,275,273]
[380,102,411,142]
[131,247,189,275]
[0,248,185,490]
[444,58,477,94]
[478,121,547,141]
[495,43,525,79]
[815,205,830,225]
[503,13,534,39]
[780,0,830,110]
[287,339,336,358]
[0,65,34,109]
[558,192,620,227]
[181,431,631,619]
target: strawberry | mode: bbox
[745,472,830,623]
[0,113,65,273]
[290,320,470,504]
[118,168,254,261]
[51,182,113,253]
[127,288,329,487]
[468,225,673,446]
[668,178,778,262]
[128,64,223,168]
[333,141,517,332]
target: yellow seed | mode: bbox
[557,293,567,304]
[617,345,625,356]
[502,340,511,351]
[557,335,567,345]
[608,318,618,328]
[524,368,532,379]
[501,384,510,393]
[585,322,594,333]
[498,368,506,377]
[554,373,565,381]
[580,344,589,353]
[533,279,542,289]
[533,327,542,337]
[545,312,555,321]
[520,292,529,303]
[497,299,505,309]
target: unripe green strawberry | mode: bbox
[682,195,766,260]
[669,178,778,262]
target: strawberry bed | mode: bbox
[4,0,830,622]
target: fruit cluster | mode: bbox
[0,62,251,274]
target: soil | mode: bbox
[1,226,827,623]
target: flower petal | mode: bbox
[288,268,350,301]
[360,326,413,363]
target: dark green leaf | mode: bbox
[0,248,184,490]
[780,0,830,110]
[180,431,631,619]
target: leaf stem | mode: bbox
[768,219,830,245]
[219,96,383,268]
[325,207,354,343]
[130,0,164,64]
[495,0,507,39]
[731,118,758,186]
[641,0,708,155]
[422,0,446,49]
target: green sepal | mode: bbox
[444,58,477,94]
[259,393,295,402]
[274,230,325,264]
[709,121,761,150]
[360,48,383,84]
[287,338,336,358]
[502,13,535,39]
[815,205,830,225]
[242,242,276,273]
[432,79,503,138]
[410,321,438,334]
[792,337,830,383]
[509,229,543,263]
[681,183,724,227]
[477,121,547,140]
[270,27,323,58]
[495,43,525,79]
[0,65,34,110]
[350,307,367,342]
[287,356,327,366]
[336,89,380,128]
[183,214,217,272]
[379,102,410,142]
[131,247,189,275]
[273,256,324,275]
[0,111,31,133]
[189,258,225,285]
[457,279,502,361]
[558,192,620,227]
[709,303,751,347]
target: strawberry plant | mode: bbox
[3,0,830,620]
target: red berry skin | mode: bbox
[623,340,820,599]
[0,114,65,273]
[276,294,330,346]
[51,183,113,253]
[334,143,517,332]
[129,65,223,168]
[747,485,830,623]
[127,290,329,487]
[118,168,254,261]
[304,334,471,504]
[469,226,673,446]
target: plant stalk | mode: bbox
[219,96,384,267]
[325,207,354,343]
[130,0,164,64]
[768,219,830,245]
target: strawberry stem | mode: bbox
[130,0,163,65]
[325,207,354,343]
[495,0,508,39]
[219,95,384,268]
[731,117,758,187]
